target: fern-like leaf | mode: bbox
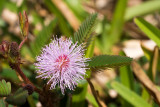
[73,13,97,47]
[0,79,11,97]
[87,55,133,68]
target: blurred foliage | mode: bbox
[1,0,160,107]
[6,88,29,106]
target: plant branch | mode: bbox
[19,36,27,50]
[132,61,160,105]
[87,78,103,107]
[13,63,42,94]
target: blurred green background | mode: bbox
[1,0,160,107]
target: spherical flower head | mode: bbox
[35,37,88,94]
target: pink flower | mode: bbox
[35,37,88,94]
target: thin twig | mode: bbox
[14,63,42,94]
[132,61,160,105]
[87,78,102,107]
[19,36,27,50]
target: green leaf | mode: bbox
[0,99,14,107]
[6,88,29,106]
[0,79,11,97]
[86,92,99,107]
[85,36,96,78]
[134,17,160,47]
[31,19,57,57]
[31,11,43,25]
[111,81,151,107]
[119,51,134,107]
[72,82,88,107]
[85,37,95,58]
[72,29,95,106]
[73,13,97,46]
[141,44,153,61]
[125,0,160,21]
[119,51,134,90]
[0,68,19,81]
[5,2,18,12]
[27,95,36,107]
[87,55,133,68]
[64,0,88,21]
[141,88,150,102]
[0,0,5,14]
[120,67,134,88]
[103,0,127,53]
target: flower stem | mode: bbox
[14,63,42,94]
[19,36,27,50]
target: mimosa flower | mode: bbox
[35,37,88,94]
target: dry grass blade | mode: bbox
[132,61,160,105]
[151,46,159,80]
[51,0,80,31]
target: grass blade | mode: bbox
[111,81,151,107]
[44,0,72,36]
[134,17,160,47]
[103,0,128,53]
[125,0,160,21]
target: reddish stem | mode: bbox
[19,36,27,50]
[14,63,42,94]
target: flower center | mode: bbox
[56,54,70,71]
